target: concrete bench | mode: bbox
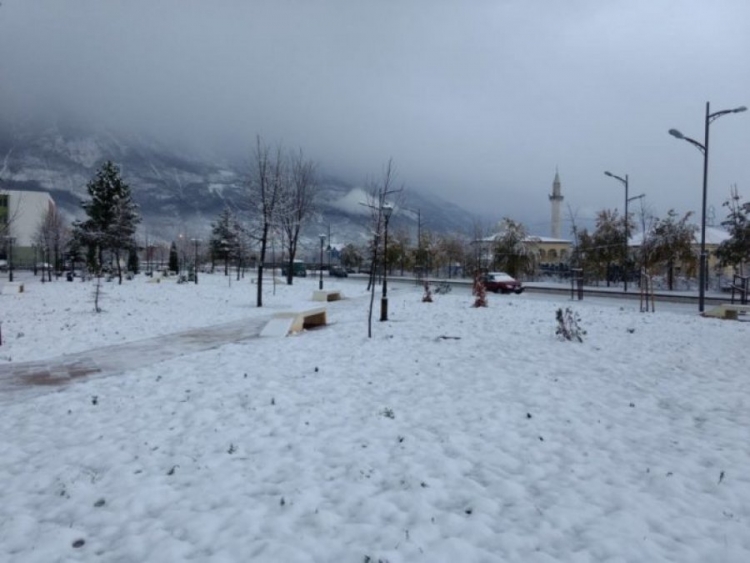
[1,282,24,295]
[703,303,750,320]
[313,289,342,302]
[260,306,327,337]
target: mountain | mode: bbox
[0,120,478,249]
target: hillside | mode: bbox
[0,119,478,250]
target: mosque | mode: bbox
[476,172,572,272]
[537,170,573,268]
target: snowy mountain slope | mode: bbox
[0,120,478,245]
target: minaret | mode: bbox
[548,169,563,239]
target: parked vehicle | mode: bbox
[281,260,307,277]
[481,272,524,294]
[329,265,348,278]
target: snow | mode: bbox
[330,187,373,216]
[1,272,750,562]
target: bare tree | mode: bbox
[34,206,68,281]
[438,232,467,278]
[363,160,403,337]
[389,227,411,275]
[278,149,318,285]
[248,136,285,307]
[468,218,494,275]
[633,198,657,280]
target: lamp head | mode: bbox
[604,171,613,178]
[668,129,684,139]
[319,234,326,242]
[733,106,747,113]
[382,203,394,219]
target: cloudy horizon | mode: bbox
[1,0,749,236]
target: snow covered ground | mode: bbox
[1,271,749,562]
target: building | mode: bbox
[475,233,572,275]
[548,169,564,239]
[535,235,573,268]
[1,188,57,267]
[629,226,733,279]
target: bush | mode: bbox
[555,307,585,342]
[422,281,433,303]
[472,274,487,308]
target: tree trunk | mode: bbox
[257,224,270,307]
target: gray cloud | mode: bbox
[2,0,749,235]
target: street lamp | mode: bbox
[604,172,645,293]
[3,236,14,282]
[319,234,326,290]
[190,238,200,284]
[669,102,747,312]
[380,204,394,321]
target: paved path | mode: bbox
[0,315,272,401]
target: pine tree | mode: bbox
[210,207,239,276]
[73,161,140,284]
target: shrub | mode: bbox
[472,273,487,308]
[422,281,433,302]
[555,307,585,342]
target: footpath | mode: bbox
[0,281,376,403]
[0,316,272,402]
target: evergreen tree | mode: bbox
[73,161,140,284]
[168,241,179,273]
[210,207,239,275]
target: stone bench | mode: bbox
[1,282,25,295]
[703,303,750,320]
[312,289,342,302]
[260,306,327,337]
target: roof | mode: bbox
[478,233,572,244]
[628,226,731,247]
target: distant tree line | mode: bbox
[24,151,750,300]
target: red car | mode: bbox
[481,272,524,294]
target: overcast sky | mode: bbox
[2,0,749,235]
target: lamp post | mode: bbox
[191,238,200,284]
[319,234,326,290]
[4,236,14,282]
[604,172,645,292]
[669,102,747,312]
[380,204,394,322]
